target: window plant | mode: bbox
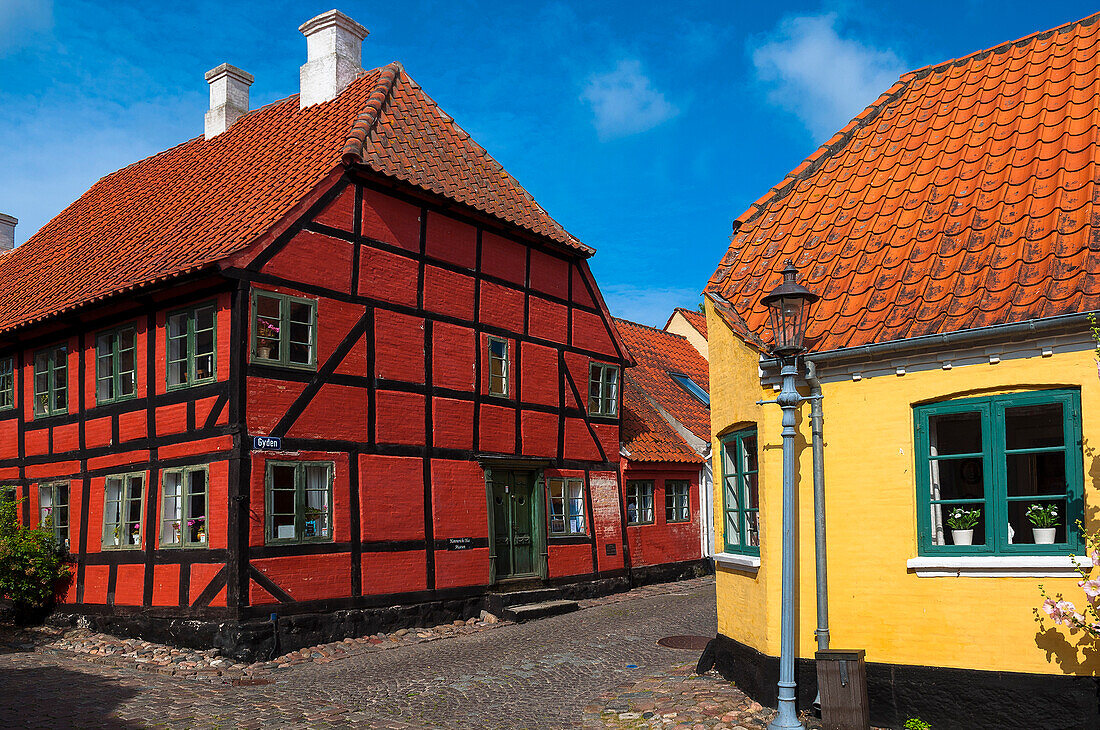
[1027,503,1060,544]
[946,506,980,546]
[904,719,931,730]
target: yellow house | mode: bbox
[704,13,1100,730]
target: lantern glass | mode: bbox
[760,262,818,356]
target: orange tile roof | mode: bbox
[615,317,710,463]
[665,307,708,339]
[706,12,1100,353]
[0,64,585,334]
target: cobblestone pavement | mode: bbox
[0,577,718,729]
[584,661,886,730]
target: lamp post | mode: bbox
[760,262,819,730]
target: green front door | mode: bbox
[491,470,536,578]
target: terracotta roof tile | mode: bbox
[615,317,710,463]
[708,12,1100,351]
[0,64,585,333]
[664,307,708,338]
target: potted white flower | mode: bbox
[1026,503,1060,544]
[946,507,981,546]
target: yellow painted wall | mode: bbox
[665,311,709,361]
[708,306,1100,677]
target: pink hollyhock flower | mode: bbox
[1091,549,1100,567]
[1080,579,1100,601]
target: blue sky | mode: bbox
[2,1,1098,325]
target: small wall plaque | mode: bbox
[447,537,473,551]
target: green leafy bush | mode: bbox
[0,495,71,622]
[904,719,931,730]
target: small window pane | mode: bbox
[1006,452,1067,498]
[929,412,982,455]
[1007,498,1066,545]
[930,502,986,546]
[1005,403,1064,450]
[929,458,984,502]
[162,472,183,546]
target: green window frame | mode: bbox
[160,466,210,548]
[625,480,654,525]
[588,363,619,416]
[95,324,138,404]
[487,336,509,397]
[665,480,690,523]
[914,389,1084,556]
[103,472,146,550]
[38,481,70,551]
[548,477,586,535]
[0,356,13,410]
[265,461,333,544]
[721,429,759,555]
[251,290,317,370]
[167,303,217,389]
[33,344,68,418]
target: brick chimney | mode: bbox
[298,10,369,109]
[0,214,16,252]
[204,63,254,139]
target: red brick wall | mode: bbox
[621,463,702,567]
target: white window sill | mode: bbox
[906,555,1091,578]
[714,552,761,572]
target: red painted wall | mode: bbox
[621,463,703,567]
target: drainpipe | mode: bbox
[804,359,829,708]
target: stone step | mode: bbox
[501,599,579,623]
[489,587,563,608]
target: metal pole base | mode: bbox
[767,710,806,730]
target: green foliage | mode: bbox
[945,506,981,530]
[904,719,932,730]
[0,495,71,622]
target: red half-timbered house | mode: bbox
[0,11,644,657]
[615,318,714,570]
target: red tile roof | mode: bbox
[665,307,708,339]
[706,12,1100,353]
[0,63,586,334]
[615,317,710,463]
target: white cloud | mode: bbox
[601,284,702,328]
[581,60,678,140]
[751,13,905,141]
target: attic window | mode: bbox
[670,372,709,406]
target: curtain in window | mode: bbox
[304,465,329,538]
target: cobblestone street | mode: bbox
[1,578,719,729]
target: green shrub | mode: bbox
[0,495,71,622]
[904,719,931,730]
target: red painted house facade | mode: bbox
[0,12,652,657]
[615,318,714,572]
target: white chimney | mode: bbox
[0,214,15,252]
[298,10,369,109]
[204,63,254,140]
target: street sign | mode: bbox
[253,435,282,451]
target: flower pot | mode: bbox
[951,529,974,546]
[257,346,272,360]
[1033,527,1057,544]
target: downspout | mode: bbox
[804,359,829,704]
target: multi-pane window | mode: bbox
[721,429,759,554]
[626,481,654,525]
[915,389,1083,555]
[38,482,70,551]
[33,345,68,417]
[96,325,137,403]
[488,337,509,397]
[160,467,209,547]
[167,304,217,389]
[0,356,13,410]
[588,363,619,416]
[103,473,145,550]
[665,480,690,523]
[548,478,585,535]
[251,291,317,369]
[265,461,333,544]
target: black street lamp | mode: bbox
[761,261,819,357]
